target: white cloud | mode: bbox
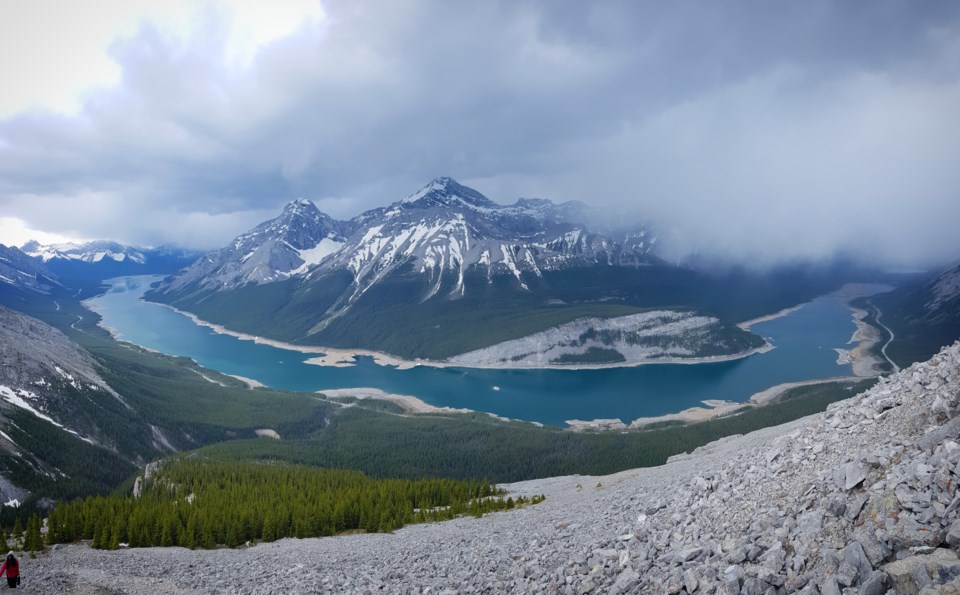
[0,0,323,117]
[0,1,958,267]
[0,216,87,248]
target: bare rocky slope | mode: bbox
[24,342,960,594]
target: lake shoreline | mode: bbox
[149,300,774,371]
[91,277,893,431]
[567,283,893,431]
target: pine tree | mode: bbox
[159,514,174,547]
[108,518,122,550]
[12,517,23,550]
[24,514,43,556]
[183,513,198,549]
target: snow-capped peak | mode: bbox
[151,177,657,313]
[399,177,498,210]
[22,240,146,264]
[283,198,317,213]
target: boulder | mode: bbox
[918,418,960,453]
[884,549,960,595]
[889,515,945,549]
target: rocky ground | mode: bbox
[19,342,960,594]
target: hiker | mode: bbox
[0,552,19,588]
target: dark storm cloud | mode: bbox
[1,0,958,266]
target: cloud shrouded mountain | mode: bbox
[151,176,657,304]
[146,177,855,360]
[0,1,958,268]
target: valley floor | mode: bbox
[24,342,960,594]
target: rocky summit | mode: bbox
[25,342,960,594]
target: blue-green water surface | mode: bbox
[88,276,868,426]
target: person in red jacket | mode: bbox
[0,551,19,588]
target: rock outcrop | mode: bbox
[23,342,960,594]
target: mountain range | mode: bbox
[151,177,657,302]
[149,178,817,361]
[21,240,200,280]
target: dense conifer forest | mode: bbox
[45,459,544,550]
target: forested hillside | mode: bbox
[47,459,543,549]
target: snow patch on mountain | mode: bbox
[290,238,345,275]
[150,177,658,319]
[0,385,94,444]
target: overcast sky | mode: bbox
[1,0,959,267]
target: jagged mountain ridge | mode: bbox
[147,177,864,359]
[158,198,353,292]
[23,240,146,264]
[153,177,657,305]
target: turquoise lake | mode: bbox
[89,276,871,427]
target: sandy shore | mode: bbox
[319,388,474,415]
[227,374,265,389]
[845,307,887,377]
[606,375,865,431]
[737,304,807,330]
[746,376,862,406]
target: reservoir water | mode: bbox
[89,276,870,426]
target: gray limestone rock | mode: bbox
[843,541,874,581]
[607,567,639,595]
[854,529,888,567]
[836,561,859,587]
[946,519,960,550]
[843,462,869,490]
[889,515,946,549]
[858,570,888,595]
[885,550,960,595]
[820,577,842,595]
